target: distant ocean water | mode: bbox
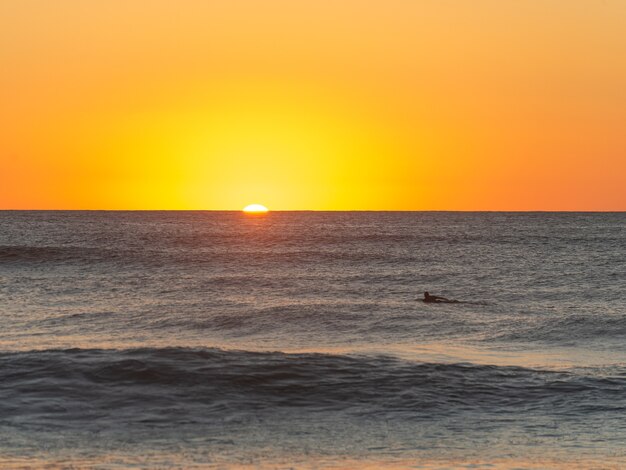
[1,211,625,469]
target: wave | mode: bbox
[490,313,626,343]
[0,245,134,265]
[0,243,418,266]
[1,347,623,429]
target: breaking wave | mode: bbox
[1,347,624,431]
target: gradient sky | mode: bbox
[2,0,625,210]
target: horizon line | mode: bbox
[1,209,625,213]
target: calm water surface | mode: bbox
[1,211,625,468]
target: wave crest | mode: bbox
[1,347,623,425]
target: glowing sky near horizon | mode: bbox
[1,0,625,210]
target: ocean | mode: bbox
[1,211,624,469]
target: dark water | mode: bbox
[1,211,625,468]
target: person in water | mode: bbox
[422,291,453,303]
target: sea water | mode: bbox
[1,211,624,468]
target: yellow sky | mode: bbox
[1,0,625,210]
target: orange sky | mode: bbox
[1,0,625,210]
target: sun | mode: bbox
[242,204,269,213]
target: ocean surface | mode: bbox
[1,211,624,469]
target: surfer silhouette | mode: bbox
[422,291,458,303]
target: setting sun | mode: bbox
[243,204,269,213]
